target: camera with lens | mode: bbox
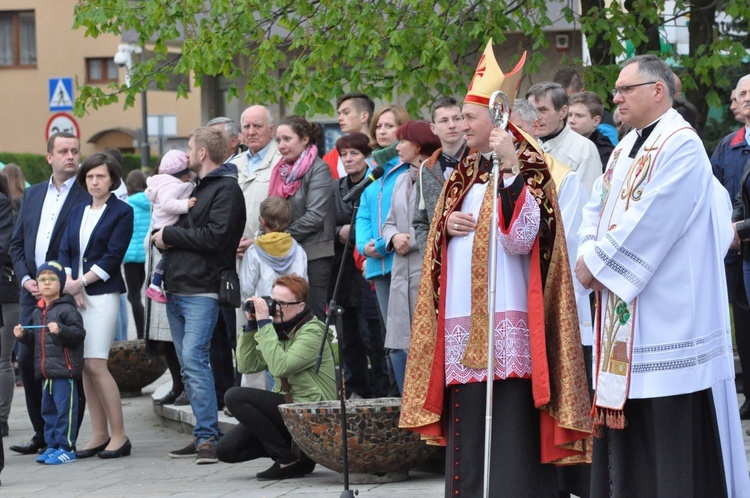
[244,296,277,316]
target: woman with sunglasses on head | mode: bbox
[215,274,336,481]
[270,116,335,321]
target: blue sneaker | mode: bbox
[45,448,76,465]
[36,447,57,464]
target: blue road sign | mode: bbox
[49,78,74,112]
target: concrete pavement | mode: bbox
[4,373,750,497]
[0,376,444,497]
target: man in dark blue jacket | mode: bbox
[9,132,90,455]
[712,75,750,419]
[152,127,245,464]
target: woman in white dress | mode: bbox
[59,153,134,459]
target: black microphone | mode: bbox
[342,166,385,203]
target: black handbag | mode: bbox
[218,269,241,308]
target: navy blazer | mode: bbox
[59,193,134,296]
[10,180,92,308]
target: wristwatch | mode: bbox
[82,276,88,287]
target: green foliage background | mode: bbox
[71,0,750,154]
[0,153,157,185]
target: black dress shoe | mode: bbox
[9,439,46,455]
[155,390,181,406]
[98,438,132,459]
[77,439,110,459]
[256,460,315,481]
[740,400,750,420]
[173,391,190,406]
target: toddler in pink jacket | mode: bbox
[144,150,196,302]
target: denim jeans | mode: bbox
[166,294,220,444]
[743,260,750,306]
[389,348,407,395]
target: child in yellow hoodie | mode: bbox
[239,196,308,301]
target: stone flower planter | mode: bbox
[108,339,167,397]
[279,397,437,483]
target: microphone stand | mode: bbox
[314,193,360,498]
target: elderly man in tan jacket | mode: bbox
[230,105,283,256]
[228,105,282,391]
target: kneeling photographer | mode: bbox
[215,274,336,480]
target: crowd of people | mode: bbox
[0,37,749,496]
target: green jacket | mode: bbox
[237,316,337,402]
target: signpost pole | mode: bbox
[140,87,150,169]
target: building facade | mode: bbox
[0,0,201,157]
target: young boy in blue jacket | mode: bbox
[14,261,85,465]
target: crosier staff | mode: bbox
[482,90,512,498]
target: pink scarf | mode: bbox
[268,145,318,198]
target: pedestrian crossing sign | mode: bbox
[49,78,74,111]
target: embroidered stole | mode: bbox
[592,125,692,430]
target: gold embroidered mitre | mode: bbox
[464,38,527,107]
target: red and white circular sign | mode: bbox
[46,112,80,141]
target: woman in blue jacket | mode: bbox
[59,153,134,460]
[123,171,150,339]
[355,106,410,324]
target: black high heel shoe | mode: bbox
[98,438,132,459]
[77,439,110,459]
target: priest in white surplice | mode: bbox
[576,54,750,497]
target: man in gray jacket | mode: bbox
[413,97,467,253]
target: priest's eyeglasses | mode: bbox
[611,82,657,98]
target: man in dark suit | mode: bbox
[9,132,91,454]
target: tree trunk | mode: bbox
[579,0,616,67]
[687,0,716,129]
[623,0,662,54]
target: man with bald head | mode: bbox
[711,75,750,425]
[730,87,744,123]
[231,106,282,257]
[576,55,749,496]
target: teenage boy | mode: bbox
[568,91,615,171]
[324,93,375,178]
